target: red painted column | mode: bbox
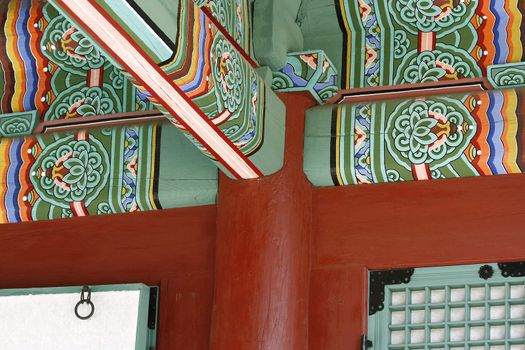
[309,266,368,350]
[210,93,315,349]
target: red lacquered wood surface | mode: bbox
[311,173,525,349]
[309,266,367,350]
[210,93,316,350]
[313,174,525,270]
[0,206,216,350]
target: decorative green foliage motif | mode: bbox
[488,63,525,89]
[31,136,110,207]
[272,50,338,104]
[0,111,38,138]
[390,0,476,35]
[386,98,476,169]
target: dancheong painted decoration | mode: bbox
[0,122,218,224]
[272,50,339,104]
[0,0,219,224]
[304,87,525,186]
[0,1,155,126]
[48,0,286,179]
[2,0,525,216]
[335,0,525,88]
[296,0,525,187]
[194,0,254,58]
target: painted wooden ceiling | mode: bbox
[1,0,525,223]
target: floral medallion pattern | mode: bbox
[386,98,476,170]
[389,0,476,35]
[31,136,110,208]
[395,46,482,84]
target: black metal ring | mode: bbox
[75,299,95,320]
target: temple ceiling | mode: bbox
[1,0,525,223]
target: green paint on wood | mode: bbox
[488,63,525,89]
[304,88,525,187]
[272,50,338,104]
[158,124,218,208]
[50,0,286,177]
[252,0,304,71]
[0,111,38,137]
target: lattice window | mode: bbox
[368,264,525,350]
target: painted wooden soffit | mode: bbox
[0,121,218,224]
[305,85,525,186]
[48,0,286,180]
[0,1,219,224]
[0,1,162,132]
[303,0,525,187]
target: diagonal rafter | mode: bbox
[50,0,284,179]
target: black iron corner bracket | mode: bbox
[361,335,373,350]
[498,261,525,278]
[369,268,415,316]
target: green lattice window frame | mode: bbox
[368,264,525,350]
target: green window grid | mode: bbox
[368,264,525,350]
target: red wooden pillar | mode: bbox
[210,93,315,349]
[309,266,368,350]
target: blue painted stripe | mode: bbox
[5,138,22,223]
[16,1,37,110]
[487,91,506,174]
[490,0,509,64]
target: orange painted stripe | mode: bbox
[18,138,35,222]
[476,0,496,69]
[175,7,203,86]
[175,18,213,98]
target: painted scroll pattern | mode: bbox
[0,124,161,223]
[330,88,525,186]
[195,0,253,57]
[272,50,338,104]
[336,0,525,89]
[120,0,266,158]
[488,63,525,89]
[0,0,154,122]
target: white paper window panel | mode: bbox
[0,284,151,350]
[368,264,525,350]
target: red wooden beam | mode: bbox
[312,174,525,271]
[0,206,216,350]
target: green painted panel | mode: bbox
[489,63,525,89]
[0,122,218,224]
[0,111,38,137]
[252,0,304,70]
[368,264,525,350]
[304,88,525,187]
[50,0,285,177]
[158,125,218,208]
